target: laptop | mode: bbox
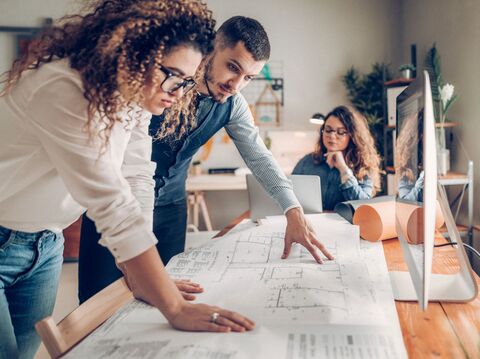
[247,174,323,221]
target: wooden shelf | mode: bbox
[436,121,460,128]
[439,172,468,180]
[384,168,468,182]
[384,78,414,87]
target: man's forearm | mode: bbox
[226,94,300,211]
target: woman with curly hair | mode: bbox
[292,106,381,210]
[0,1,253,357]
[395,111,424,202]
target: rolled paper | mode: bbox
[353,201,396,242]
[334,202,355,223]
[355,200,446,243]
[333,195,395,224]
[406,206,423,244]
[396,201,419,244]
[406,204,445,244]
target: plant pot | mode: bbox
[401,69,412,79]
[437,148,450,176]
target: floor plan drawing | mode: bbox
[265,283,347,315]
[269,266,303,279]
[230,232,284,264]
[66,214,407,359]
[219,266,266,281]
[162,344,237,359]
[166,217,391,327]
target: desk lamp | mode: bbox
[309,113,325,125]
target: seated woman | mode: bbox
[292,106,381,210]
[395,110,424,202]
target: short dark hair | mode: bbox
[217,16,270,61]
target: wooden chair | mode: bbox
[35,278,134,358]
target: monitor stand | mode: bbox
[390,184,478,304]
[390,271,477,302]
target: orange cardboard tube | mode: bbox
[396,201,418,243]
[406,205,445,244]
[353,201,396,242]
[354,200,445,243]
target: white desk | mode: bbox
[438,161,474,253]
[185,174,247,231]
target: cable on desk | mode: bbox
[434,242,480,260]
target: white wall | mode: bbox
[0,0,81,74]
[400,0,480,270]
[1,0,401,123]
[206,0,402,130]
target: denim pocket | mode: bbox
[0,226,13,252]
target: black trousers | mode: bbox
[78,199,187,304]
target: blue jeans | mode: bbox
[0,225,64,359]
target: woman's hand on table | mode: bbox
[168,303,255,333]
[174,279,203,300]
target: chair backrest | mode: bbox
[35,278,134,358]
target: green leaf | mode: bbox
[444,94,458,115]
[341,62,392,159]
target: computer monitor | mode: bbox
[392,70,477,310]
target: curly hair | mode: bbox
[158,61,204,140]
[0,0,216,147]
[312,106,382,194]
[395,110,423,183]
[159,47,207,140]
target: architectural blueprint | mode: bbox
[66,214,407,359]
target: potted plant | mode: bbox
[425,44,458,175]
[342,62,392,162]
[398,64,416,79]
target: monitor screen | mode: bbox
[395,77,426,303]
[393,73,477,308]
[395,71,437,310]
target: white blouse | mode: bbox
[0,59,157,262]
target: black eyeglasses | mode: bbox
[158,64,196,94]
[322,125,349,137]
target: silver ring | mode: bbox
[210,312,220,323]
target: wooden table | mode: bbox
[385,238,480,358]
[61,212,479,358]
[219,212,480,359]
